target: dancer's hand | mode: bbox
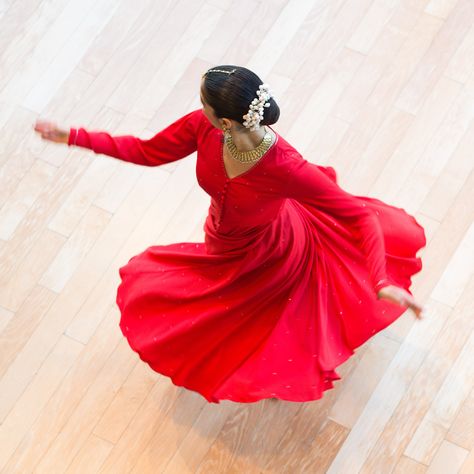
[377,285,425,319]
[33,119,69,144]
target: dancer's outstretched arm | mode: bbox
[34,108,204,167]
[282,157,424,318]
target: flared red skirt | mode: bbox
[116,193,426,403]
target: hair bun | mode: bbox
[201,65,281,129]
[261,98,280,126]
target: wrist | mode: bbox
[67,127,77,146]
[374,278,392,297]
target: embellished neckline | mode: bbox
[220,126,279,180]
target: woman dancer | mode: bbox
[34,65,426,404]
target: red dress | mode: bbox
[68,109,426,403]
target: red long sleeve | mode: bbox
[284,158,393,296]
[68,108,204,166]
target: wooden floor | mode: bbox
[0,0,473,472]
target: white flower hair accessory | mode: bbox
[243,83,273,131]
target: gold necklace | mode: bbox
[223,127,274,163]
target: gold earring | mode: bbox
[222,124,231,139]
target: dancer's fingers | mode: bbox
[405,296,424,319]
[34,121,49,131]
[34,120,57,135]
[33,121,67,143]
[376,286,424,319]
[395,290,416,315]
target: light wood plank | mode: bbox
[446,385,474,450]
[329,333,400,428]
[0,304,14,334]
[129,3,224,121]
[0,334,83,471]
[0,159,57,240]
[444,23,474,83]
[0,168,168,423]
[334,2,411,125]
[0,0,57,91]
[425,0,461,19]
[372,75,462,202]
[76,0,158,77]
[22,0,120,114]
[346,0,401,55]
[0,227,65,312]
[65,434,114,474]
[395,80,474,214]
[460,447,474,474]
[104,0,194,116]
[1,305,121,474]
[34,339,137,474]
[426,439,469,473]
[417,167,474,303]
[431,222,474,307]
[0,0,107,104]
[404,326,474,464]
[359,275,474,473]
[326,295,448,473]
[39,205,112,292]
[247,0,322,78]
[0,285,56,379]
[287,46,365,154]
[420,119,474,222]
[394,455,428,474]
[396,0,474,114]
[92,362,157,444]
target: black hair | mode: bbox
[201,65,280,130]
